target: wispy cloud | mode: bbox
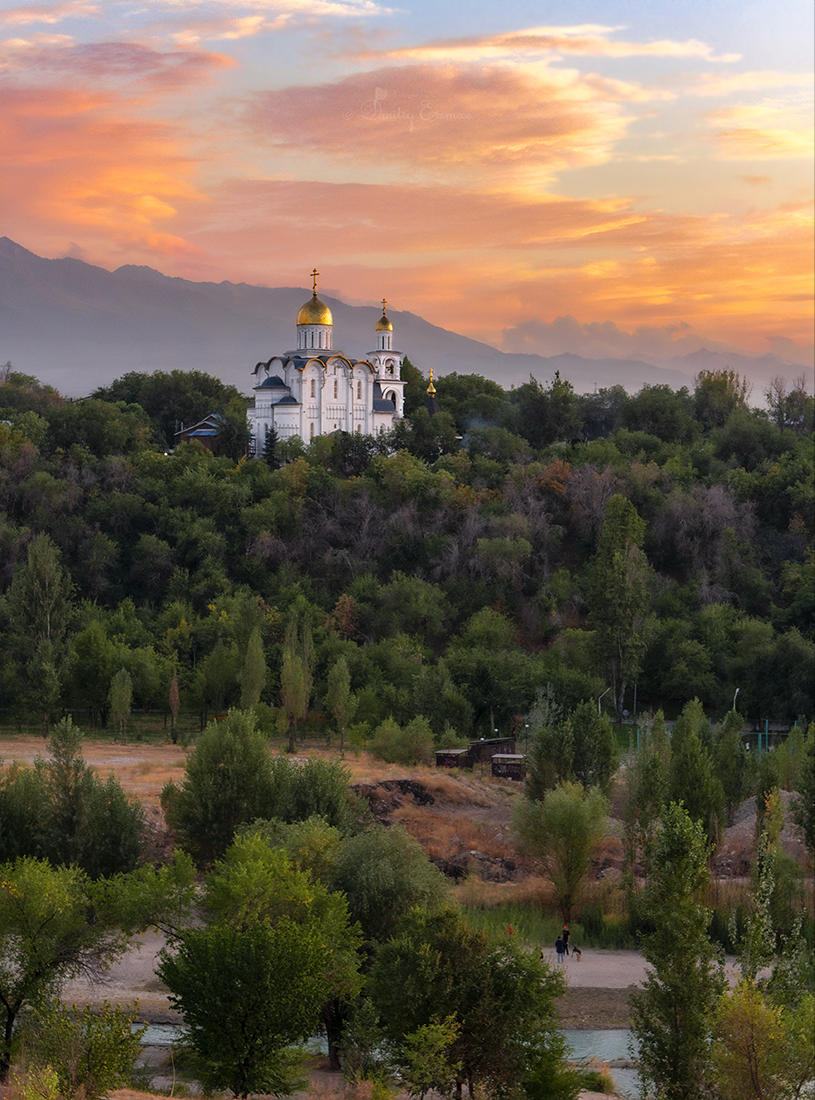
[377,25,741,64]
[0,2,99,27]
[706,98,813,159]
[247,62,641,186]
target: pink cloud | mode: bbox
[375,25,741,63]
[247,62,633,176]
[0,2,99,27]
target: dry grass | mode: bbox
[453,874,553,909]
[394,804,514,863]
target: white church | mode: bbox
[248,270,405,455]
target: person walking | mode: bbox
[562,924,570,957]
[555,934,565,964]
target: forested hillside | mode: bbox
[0,363,812,734]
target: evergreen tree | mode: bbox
[262,424,280,469]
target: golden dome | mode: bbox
[375,297,392,331]
[297,293,333,327]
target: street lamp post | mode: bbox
[598,687,611,715]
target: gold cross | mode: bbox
[381,297,387,314]
[311,268,319,294]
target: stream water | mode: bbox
[563,1029,641,1098]
[141,1024,642,1096]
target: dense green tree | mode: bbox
[433,371,508,434]
[0,764,47,863]
[368,906,568,1099]
[0,858,132,1082]
[44,399,151,458]
[621,383,695,443]
[158,834,362,1095]
[693,368,751,430]
[333,825,448,945]
[274,756,359,834]
[630,803,725,1100]
[513,371,581,448]
[162,708,277,864]
[92,369,249,448]
[524,684,569,798]
[513,781,608,922]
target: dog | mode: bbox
[572,946,582,960]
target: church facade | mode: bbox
[248,271,405,456]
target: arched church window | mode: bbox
[310,378,315,398]
[357,380,361,400]
[334,380,338,399]
[309,422,314,439]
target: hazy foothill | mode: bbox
[0,360,813,1099]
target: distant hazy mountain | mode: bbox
[0,237,805,399]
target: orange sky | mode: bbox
[1,0,812,367]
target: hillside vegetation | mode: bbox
[0,365,812,735]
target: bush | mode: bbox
[0,721,143,877]
[165,709,278,864]
[276,756,359,834]
[370,715,434,765]
[30,1001,145,1100]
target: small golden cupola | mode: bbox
[375,298,393,351]
[297,268,333,350]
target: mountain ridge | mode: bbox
[1,237,807,399]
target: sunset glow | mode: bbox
[2,0,812,366]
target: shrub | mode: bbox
[30,1001,145,1100]
[164,709,278,864]
[370,716,434,766]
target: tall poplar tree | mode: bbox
[630,802,725,1100]
[587,494,653,721]
[239,626,267,710]
[6,534,74,735]
[325,656,356,753]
